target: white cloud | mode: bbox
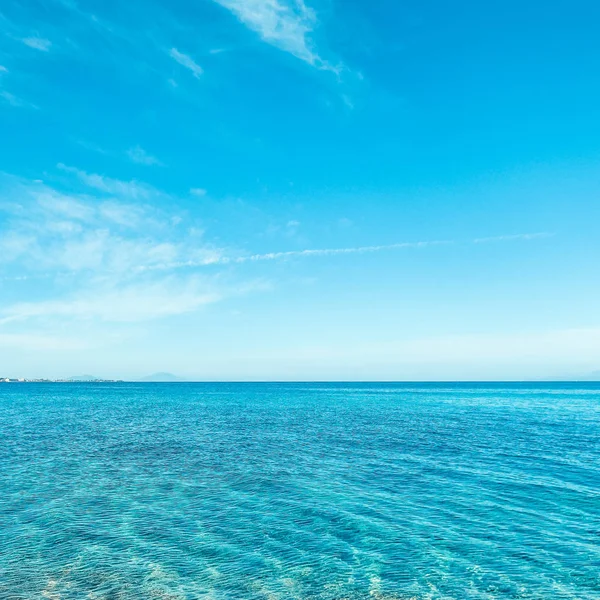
[0,231,37,263]
[85,230,553,272]
[0,169,556,340]
[98,201,147,227]
[57,163,156,200]
[0,173,233,326]
[119,239,450,271]
[0,173,222,275]
[213,0,323,66]
[127,145,163,166]
[1,278,220,324]
[169,48,203,78]
[1,172,554,277]
[22,37,52,51]
[190,188,207,197]
[36,190,95,221]
[0,66,7,73]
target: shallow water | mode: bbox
[0,382,599,599]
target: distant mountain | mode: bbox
[139,372,186,382]
[68,374,100,381]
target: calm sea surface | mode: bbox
[0,382,599,599]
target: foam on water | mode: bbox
[0,382,599,599]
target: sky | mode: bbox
[1,0,600,381]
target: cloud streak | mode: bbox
[22,36,52,51]
[0,174,223,276]
[127,145,163,166]
[223,232,550,264]
[473,232,553,244]
[0,168,554,331]
[57,163,158,200]
[169,48,203,78]
[213,0,325,67]
[229,240,450,263]
[0,91,38,109]
[0,333,89,351]
[1,278,221,324]
[0,171,236,327]
[142,231,550,271]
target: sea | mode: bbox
[0,382,598,599]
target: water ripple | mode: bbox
[0,382,599,599]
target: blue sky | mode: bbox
[1,0,599,380]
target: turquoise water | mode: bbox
[0,383,599,599]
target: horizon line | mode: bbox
[2,379,598,384]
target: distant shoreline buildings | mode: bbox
[0,378,123,383]
[1,372,182,383]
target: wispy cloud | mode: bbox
[0,91,23,107]
[57,163,157,200]
[0,333,89,351]
[190,188,207,197]
[22,36,52,51]
[0,169,555,332]
[169,48,203,78]
[213,0,326,67]
[0,91,37,109]
[0,172,234,326]
[127,145,163,166]
[473,232,553,244]
[230,233,550,264]
[0,66,7,73]
[229,240,450,263]
[1,278,221,324]
[122,230,554,272]
[0,173,222,276]
[73,139,110,155]
[128,240,452,272]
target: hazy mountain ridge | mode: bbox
[68,375,102,381]
[139,372,186,382]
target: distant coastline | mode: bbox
[1,371,182,383]
[0,377,123,383]
[2,378,599,384]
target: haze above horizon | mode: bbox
[1,0,599,380]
